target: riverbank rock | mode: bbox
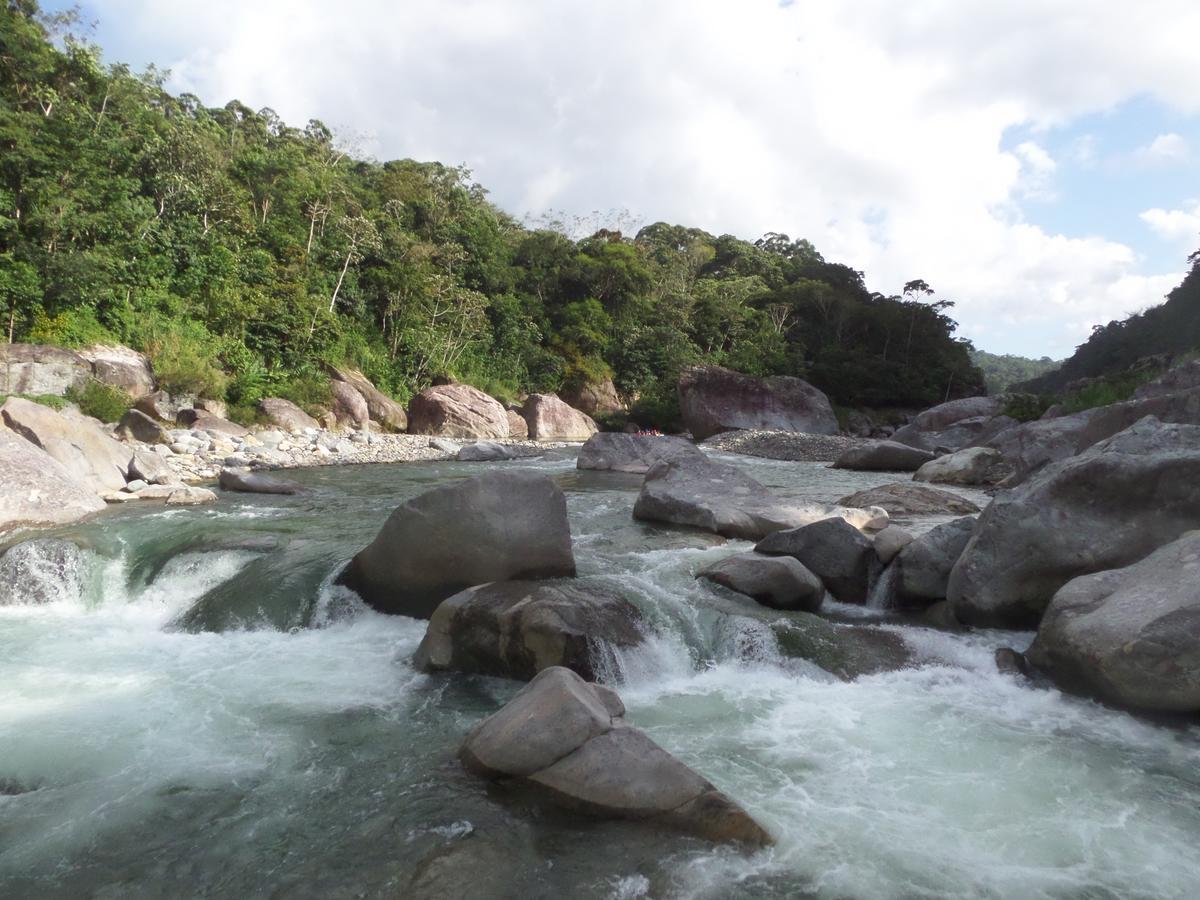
[560,378,623,416]
[505,407,528,440]
[165,486,218,505]
[258,397,319,432]
[698,552,824,611]
[1,397,132,492]
[1025,532,1200,713]
[576,432,703,473]
[79,345,155,397]
[338,470,575,618]
[836,483,980,517]
[832,440,935,472]
[127,448,175,485]
[633,456,887,540]
[872,526,914,564]
[888,517,976,608]
[456,441,516,461]
[413,581,644,680]
[460,667,772,845]
[1133,358,1200,399]
[218,467,303,495]
[135,390,186,422]
[755,517,879,604]
[330,380,369,429]
[175,408,249,438]
[914,446,1003,485]
[892,396,1001,452]
[0,343,91,396]
[0,429,105,535]
[521,393,598,441]
[678,365,837,440]
[408,384,510,439]
[116,408,168,444]
[949,417,1200,628]
[332,368,407,432]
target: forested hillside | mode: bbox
[969,350,1059,395]
[0,3,983,426]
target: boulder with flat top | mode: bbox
[678,365,838,440]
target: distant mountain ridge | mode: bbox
[969,350,1059,395]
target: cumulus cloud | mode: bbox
[1141,201,1200,243]
[86,0,1200,356]
[1133,132,1190,164]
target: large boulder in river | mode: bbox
[461,666,772,845]
[560,378,623,416]
[413,581,644,680]
[633,456,887,540]
[914,446,1003,485]
[218,467,303,495]
[331,368,407,432]
[832,440,935,472]
[677,365,837,440]
[756,517,880,604]
[0,343,91,396]
[949,417,1200,628]
[330,379,369,429]
[892,396,1002,452]
[79,345,155,397]
[0,429,105,535]
[337,470,576,618]
[836,483,979,517]
[521,393,598,441]
[257,397,318,432]
[576,432,703,474]
[1,397,132,492]
[1025,532,1200,713]
[889,516,976,608]
[408,384,510,439]
[698,551,824,611]
[456,441,516,461]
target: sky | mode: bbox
[52,0,1200,359]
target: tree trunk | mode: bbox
[329,251,352,313]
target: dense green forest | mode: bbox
[0,2,983,426]
[969,350,1059,395]
[1018,254,1200,396]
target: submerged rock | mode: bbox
[1026,532,1200,713]
[338,470,576,618]
[576,432,702,474]
[460,667,772,846]
[218,467,303,495]
[755,517,880,604]
[414,581,645,680]
[836,483,980,517]
[770,614,912,680]
[633,456,887,540]
[678,365,838,440]
[832,440,935,472]
[698,551,824,612]
[0,427,106,534]
[455,441,516,462]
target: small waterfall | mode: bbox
[0,539,88,607]
[865,561,900,611]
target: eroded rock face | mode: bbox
[836,483,980,517]
[414,581,644,680]
[892,396,1002,452]
[0,428,106,534]
[832,440,935,472]
[1026,532,1200,713]
[460,667,772,846]
[79,345,155,398]
[576,432,703,474]
[633,456,887,540]
[521,393,598,441]
[949,417,1200,628]
[1,397,132,492]
[408,384,510,439]
[0,344,91,396]
[338,470,576,618]
[913,446,1003,485]
[257,397,319,432]
[678,365,837,440]
[332,368,407,432]
[698,551,824,611]
[218,467,303,495]
[330,380,369,429]
[755,517,880,604]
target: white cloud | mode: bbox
[1141,201,1200,243]
[86,0,1200,357]
[1133,132,1190,165]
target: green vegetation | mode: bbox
[0,391,66,409]
[970,350,1059,395]
[65,377,129,422]
[1,4,984,428]
[999,393,1053,423]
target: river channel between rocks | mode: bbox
[1,450,1198,899]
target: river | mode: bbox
[1,450,1198,899]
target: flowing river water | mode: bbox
[2,450,1199,899]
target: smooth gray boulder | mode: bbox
[331,368,407,432]
[949,417,1200,628]
[413,581,644,680]
[116,408,168,444]
[872,526,915,565]
[330,379,369,429]
[461,667,772,845]
[218,467,303,495]
[1,397,132,492]
[0,428,105,534]
[832,440,935,472]
[678,365,837,440]
[257,397,319,432]
[755,517,880,604]
[520,393,598,441]
[79,345,155,397]
[914,446,1003,485]
[175,408,249,437]
[456,441,516,462]
[633,456,887,540]
[836,483,980,517]
[891,517,976,607]
[0,343,91,395]
[698,551,825,611]
[892,396,1002,451]
[408,384,511,439]
[576,432,703,474]
[1026,532,1200,713]
[337,470,576,618]
[770,614,913,679]
[128,449,175,485]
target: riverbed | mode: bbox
[1,450,1198,899]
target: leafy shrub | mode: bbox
[629,379,684,433]
[66,379,129,423]
[128,315,229,399]
[0,393,68,411]
[26,306,117,348]
[1059,371,1156,415]
[1000,393,1054,423]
